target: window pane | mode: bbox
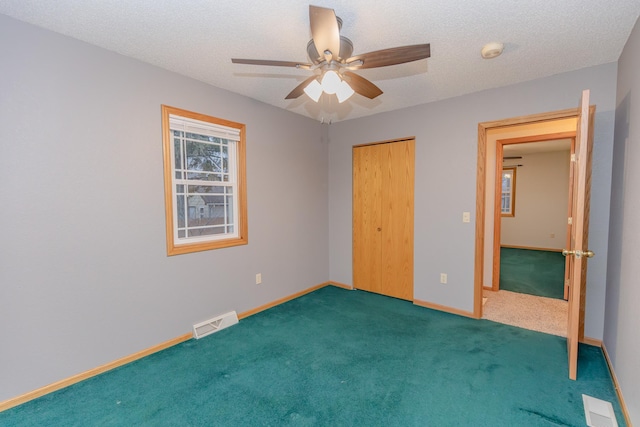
[185,132,214,142]
[188,226,226,237]
[501,168,515,216]
[186,195,226,226]
[186,141,221,173]
[174,137,183,171]
[186,172,222,182]
[501,194,510,213]
[222,146,229,173]
[502,175,511,192]
[226,195,234,222]
[187,185,227,194]
[188,205,197,220]
[176,195,185,228]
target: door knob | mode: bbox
[562,249,595,258]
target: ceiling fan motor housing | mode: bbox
[307,36,354,64]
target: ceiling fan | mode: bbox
[231,5,430,103]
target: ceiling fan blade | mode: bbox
[343,72,383,99]
[309,5,340,61]
[285,75,319,100]
[346,44,431,69]
[232,58,312,70]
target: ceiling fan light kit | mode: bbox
[301,69,356,103]
[336,80,355,103]
[232,5,431,103]
[303,79,323,102]
[321,70,341,94]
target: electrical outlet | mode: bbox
[462,212,471,223]
[256,273,262,285]
[440,273,447,284]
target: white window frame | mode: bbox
[501,167,516,217]
[162,105,247,255]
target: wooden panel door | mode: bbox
[565,90,595,380]
[353,139,414,301]
[353,144,384,294]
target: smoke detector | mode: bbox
[481,42,504,59]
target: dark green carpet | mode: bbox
[1,286,624,426]
[500,247,566,299]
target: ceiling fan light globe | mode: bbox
[303,79,323,102]
[321,70,341,94]
[336,80,355,103]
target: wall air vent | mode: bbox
[582,394,618,427]
[192,311,238,339]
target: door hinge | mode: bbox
[571,154,576,162]
[568,217,573,225]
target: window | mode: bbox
[161,105,247,255]
[501,167,516,217]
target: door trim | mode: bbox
[474,108,582,318]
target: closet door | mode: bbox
[353,143,384,294]
[353,139,414,300]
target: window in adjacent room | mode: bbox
[501,167,516,217]
[161,105,247,255]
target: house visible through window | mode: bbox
[501,167,516,217]
[162,105,247,255]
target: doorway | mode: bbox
[473,110,584,329]
[485,135,574,336]
[492,136,575,296]
[475,92,595,380]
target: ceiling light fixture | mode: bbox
[304,70,355,103]
[481,42,504,59]
[303,79,323,102]
[321,70,341,94]
[336,80,355,103]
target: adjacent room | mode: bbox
[1,1,639,425]
[483,139,573,337]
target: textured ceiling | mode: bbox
[1,1,639,122]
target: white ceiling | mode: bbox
[1,1,639,123]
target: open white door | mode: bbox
[564,89,595,380]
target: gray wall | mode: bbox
[606,16,640,423]
[329,63,617,337]
[0,15,329,401]
[501,150,571,250]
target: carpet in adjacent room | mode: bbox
[500,247,566,299]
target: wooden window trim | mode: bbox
[161,105,248,256]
